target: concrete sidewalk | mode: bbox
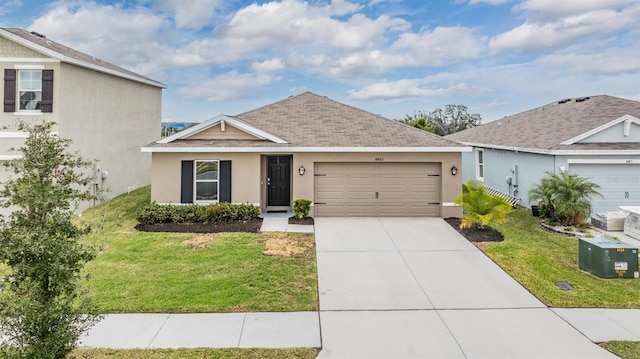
[80,312,321,349]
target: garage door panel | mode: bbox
[570,163,640,214]
[314,162,440,217]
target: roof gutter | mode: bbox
[460,142,640,155]
[141,146,473,153]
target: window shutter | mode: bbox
[219,160,232,203]
[4,69,16,112]
[41,69,53,113]
[181,161,194,204]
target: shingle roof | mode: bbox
[1,28,165,88]
[446,95,640,150]
[233,92,462,147]
[147,92,466,150]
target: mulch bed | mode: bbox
[135,218,263,233]
[288,217,315,225]
[444,217,504,242]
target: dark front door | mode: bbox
[267,155,291,207]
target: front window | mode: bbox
[476,149,484,181]
[195,160,219,202]
[18,70,42,111]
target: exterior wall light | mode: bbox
[451,165,458,176]
[299,165,306,175]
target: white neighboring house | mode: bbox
[0,28,165,209]
[446,95,640,214]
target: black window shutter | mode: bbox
[4,69,16,113]
[41,69,53,112]
[219,160,232,203]
[181,161,194,204]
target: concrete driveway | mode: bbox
[315,217,617,359]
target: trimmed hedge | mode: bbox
[137,202,260,225]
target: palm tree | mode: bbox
[529,170,601,225]
[454,180,512,229]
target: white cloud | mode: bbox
[515,0,636,18]
[149,0,221,29]
[330,26,485,77]
[348,78,470,100]
[251,59,286,73]
[537,50,640,75]
[490,1,640,53]
[29,1,173,76]
[0,0,21,16]
[179,69,282,101]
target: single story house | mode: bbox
[446,95,640,214]
[142,92,469,217]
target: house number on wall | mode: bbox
[626,192,630,199]
[375,157,384,162]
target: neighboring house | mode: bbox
[142,92,469,217]
[446,95,640,214]
[0,28,165,207]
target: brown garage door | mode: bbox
[314,162,440,217]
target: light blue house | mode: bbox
[446,95,640,214]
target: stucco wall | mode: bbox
[579,121,640,143]
[151,151,463,218]
[56,62,162,201]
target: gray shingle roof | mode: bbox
[446,95,640,150]
[1,28,165,88]
[148,92,466,150]
[232,92,463,147]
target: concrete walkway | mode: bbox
[75,217,640,358]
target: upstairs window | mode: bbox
[18,70,42,110]
[4,68,53,113]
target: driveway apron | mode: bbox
[315,217,617,359]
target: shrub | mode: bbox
[136,202,260,224]
[454,180,512,229]
[528,170,601,225]
[292,199,312,220]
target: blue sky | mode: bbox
[1,0,639,123]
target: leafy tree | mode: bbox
[454,180,512,229]
[400,105,481,136]
[528,170,601,225]
[0,121,102,359]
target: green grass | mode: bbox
[602,341,640,359]
[70,348,319,359]
[480,208,640,308]
[79,187,318,313]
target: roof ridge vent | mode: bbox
[30,31,46,39]
[558,98,571,104]
[575,97,590,102]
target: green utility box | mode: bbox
[579,237,639,278]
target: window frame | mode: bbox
[17,69,43,113]
[476,148,485,181]
[193,160,220,203]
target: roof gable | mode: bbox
[0,28,165,89]
[158,115,287,144]
[567,115,640,144]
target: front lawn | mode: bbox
[601,341,640,359]
[71,348,319,359]
[479,209,640,308]
[80,187,318,313]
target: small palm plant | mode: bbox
[528,170,601,225]
[454,180,512,229]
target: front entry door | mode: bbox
[267,155,291,207]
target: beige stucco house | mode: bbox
[142,92,469,217]
[0,28,165,205]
